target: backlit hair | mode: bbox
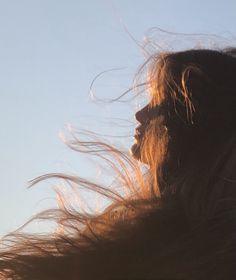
[0,48,236,280]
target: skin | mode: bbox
[130,105,148,160]
[131,103,164,161]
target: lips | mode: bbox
[132,124,147,160]
[134,125,146,139]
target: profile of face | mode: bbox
[131,103,164,161]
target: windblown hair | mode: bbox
[1,48,236,280]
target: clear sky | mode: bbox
[0,0,236,236]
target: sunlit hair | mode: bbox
[1,48,236,280]
[145,49,236,220]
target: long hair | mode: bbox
[0,48,236,280]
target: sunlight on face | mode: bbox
[130,102,165,162]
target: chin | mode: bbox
[130,141,142,160]
[130,139,150,165]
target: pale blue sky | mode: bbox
[0,0,235,236]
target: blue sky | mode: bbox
[0,0,235,236]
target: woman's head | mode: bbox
[131,49,236,198]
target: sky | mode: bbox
[0,0,236,236]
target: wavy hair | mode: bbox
[0,48,236,280]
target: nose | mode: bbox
[135,104,163,124]
[135,105,150,124]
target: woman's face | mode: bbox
[131,103,164,161]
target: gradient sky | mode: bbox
[0,0,236,236]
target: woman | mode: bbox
[0,48,236,280]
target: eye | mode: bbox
[147,104,165,121]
